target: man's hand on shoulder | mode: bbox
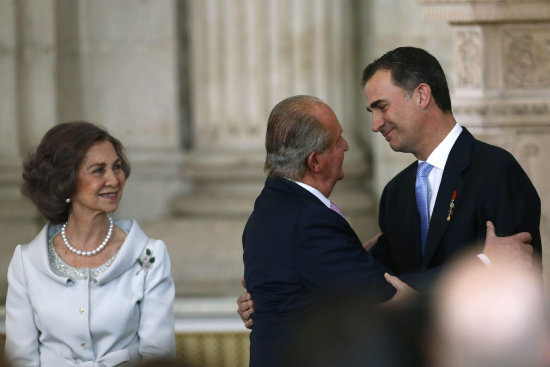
[482,221,533,268]
[362,232,382,252]
[237,277,254,329]
[380,273,416,307]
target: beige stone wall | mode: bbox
[0,0,547,301]
[358,0,453,197]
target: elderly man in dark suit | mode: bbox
[243,95,405,367]
[362,47,541,289]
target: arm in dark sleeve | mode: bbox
[479,155,542,264]
[369,186,395,269]
[294,205,396,303]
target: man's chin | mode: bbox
[388,141,402,152]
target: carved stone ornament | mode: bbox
[503,28,550,88]
[455,29,482,88]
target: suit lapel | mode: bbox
[422,129,474,269]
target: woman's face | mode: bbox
[70,141,126,218]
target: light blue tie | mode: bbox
[415,162,433,254]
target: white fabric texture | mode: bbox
[421,123,463,217]
[5,219,175,367]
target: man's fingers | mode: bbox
[521,243,534,255]
[486,221,495,238]
[363,232,383,251]
[239,306,254,319]
[237,303,254,320]
[238,298,253,312]
[384,272,405,289]
[237,292,250,305]
[486,220,532,244]
[514,231,532,244]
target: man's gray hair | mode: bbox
[264,95,332,180]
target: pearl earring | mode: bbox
[65,198,71,204]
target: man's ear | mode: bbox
[416,83,432,109]
[307,151,321,173]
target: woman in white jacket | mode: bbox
[5,122,175,366]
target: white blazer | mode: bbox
[5,220,176,367]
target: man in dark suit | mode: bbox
[243,95,408,367]
[362,47,541,289]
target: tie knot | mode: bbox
[418,162,433,178]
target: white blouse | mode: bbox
[5,220,175,367]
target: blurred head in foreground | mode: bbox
[430,255,550,367]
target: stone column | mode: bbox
[1,0,58,202]
[183,0,367,212]
[0,0,22,201]
[16,0,59,151]
[160,0,375,297]
[1,0,57,220]
[0,0,57,300]
[189,0,358,152]
[418,0,550,285]
[55,0,185,222]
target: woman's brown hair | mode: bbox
[22,121,131,224]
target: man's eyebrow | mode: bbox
[366,99,383,113]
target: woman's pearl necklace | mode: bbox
[61,215,114,256]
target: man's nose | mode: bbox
[371,112,384,132]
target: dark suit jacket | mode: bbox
[243,176,395,367]
[372,128,542,289]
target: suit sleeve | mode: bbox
[5,245,40,367]
[138,240,176,358]
[479,154,542,261]
[293,205,396,303]
[370,186,396,270]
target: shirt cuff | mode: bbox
[477,253,493,267]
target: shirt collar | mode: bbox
[289,179,332,208]
[420,123,463,169]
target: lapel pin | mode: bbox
[447,190,457,222]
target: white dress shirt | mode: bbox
[418,123,463,219]
[417,124,491,266]
[291,180,332,209]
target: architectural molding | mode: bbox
[418,0,550,22]
[453,101,550,119]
